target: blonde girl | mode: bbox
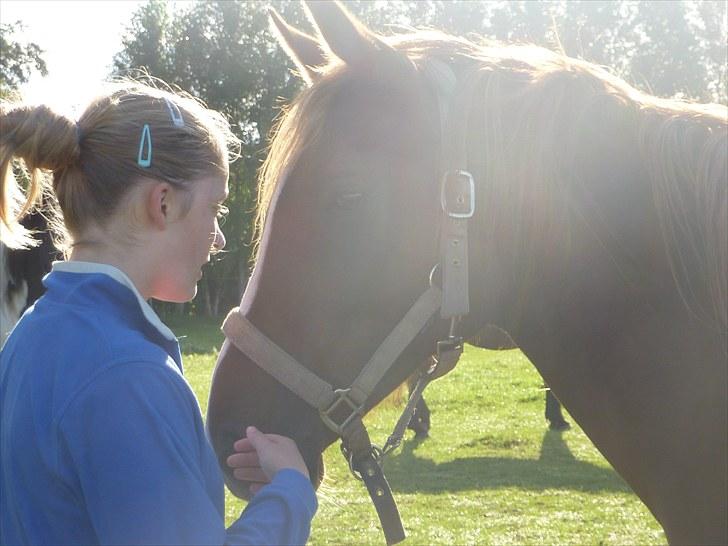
[0,83,316,545]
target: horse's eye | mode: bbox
[335,192,364,209]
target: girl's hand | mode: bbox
[226,426,309,495]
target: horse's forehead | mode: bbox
[305,102,433,183]
[321,73,427,132]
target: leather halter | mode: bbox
[222,61,474,545]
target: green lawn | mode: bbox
[169,315,664,545]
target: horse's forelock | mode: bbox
[254,85,328,263]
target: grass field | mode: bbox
[169,315,665,545]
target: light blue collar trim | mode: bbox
[51,261,177,342]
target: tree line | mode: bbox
[2,1,726,317]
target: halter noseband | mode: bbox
[222,60,474,545]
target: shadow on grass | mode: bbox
[384,429,630,494]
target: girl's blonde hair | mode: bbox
[0,81,240,250]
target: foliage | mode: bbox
[173,315,664,544]
[114,0,173,79]
[114,1,311,317]
[0,21,47,96]
[112,0,727,318]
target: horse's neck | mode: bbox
[457,65,727,542]
[463,151,712,490]
[511,255,726,541]
[484,193,727,542]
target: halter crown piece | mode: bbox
[222,62,475,546]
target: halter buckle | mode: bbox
[436,336,464,356]
[320,388,365,436]
[441,170,475,219]
[431,336,464,378]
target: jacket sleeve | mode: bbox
[57,361,316,546]
[227,469,318,546]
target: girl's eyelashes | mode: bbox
[215,204,229,225]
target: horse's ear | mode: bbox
[269,8,325,85]
[303,0,409,71]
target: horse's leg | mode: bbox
[545,388,569,430]
[406,373,431,437]
[407,397,431,437]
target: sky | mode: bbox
[1,0,180,116]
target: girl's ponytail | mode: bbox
[0,104,79,249]
[2,81,239,252]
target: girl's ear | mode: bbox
[146,182,172,230]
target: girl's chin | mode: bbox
[153,274,201,303]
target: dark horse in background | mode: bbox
[208,2,727,544]
[1,210,56,343]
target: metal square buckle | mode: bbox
[431,336,464,377]
[441,170,475,219]
[319,388,365,436]
[437,336,464,359]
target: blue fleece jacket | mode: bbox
[0,262,317,546]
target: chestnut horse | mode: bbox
[208,2,727,544]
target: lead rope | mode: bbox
[381,317,464,457]
[339,420,405,546]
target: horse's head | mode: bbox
[207,2,474,494]
[209,0,698,494]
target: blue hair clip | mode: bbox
[164,98,184,128]
[137,124,152,168]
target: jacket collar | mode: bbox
[50,261,177,343]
